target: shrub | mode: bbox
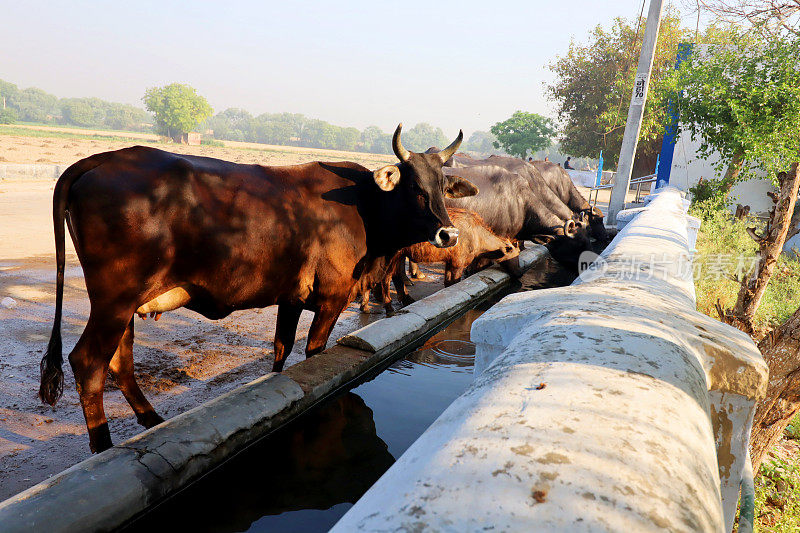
[754,456,800,532]
[201,138,224,147]
[786,413,800,440]
[0,108,17,124]
[691,204,800,330]
[689,177,733,212]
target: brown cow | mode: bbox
[39,124,477,452]
[360,208,519,313]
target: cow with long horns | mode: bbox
[39,124,477,452]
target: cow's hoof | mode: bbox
[360,304,371,313]
[137,411,165,429]
[411,272,426,280]
[88,423,113,454]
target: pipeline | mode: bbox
[737,449,755,533]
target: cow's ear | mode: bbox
[374,165,401,191]
[445,175,478,198]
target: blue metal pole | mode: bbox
[656,42,692,189]
[596,150,604,187]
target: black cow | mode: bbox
[451,155,576,223]
[39,124,477,452]
[530,159,608,242]
[442,165,591,269]
[452,154,608,242]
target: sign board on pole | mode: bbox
[632,73,649,106]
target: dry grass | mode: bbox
[692,203,800,335]
[0,124,394,169]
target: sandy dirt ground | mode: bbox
[0,126,395,169]
[0,132,427,502]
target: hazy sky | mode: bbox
[3,1,701,137]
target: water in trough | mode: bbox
[124,257,575,532]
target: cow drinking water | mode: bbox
[359,208,520,313]
[39,124,477,453]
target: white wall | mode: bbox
[669,131,776,214]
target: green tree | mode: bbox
[254,116,294,145]
[336,126,360,152]
[462,130,500,155]
[301,119,337,148]
[403,123,449,152]
[273,112,307,141]
[547,11,733,171]
[104,103,150,131]
[13,87,58,123]
[0,108,17,124]
[490,111,556,159]
[360,125,390,154]
[0,79,19,111]
[60,98,103,127]
[142,83,212,143]
[667,32,800,195]
[676,30,800,474]
[204,108,254,140]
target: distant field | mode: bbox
[15,121,152,136]
[0,124,395,168]
[0,125,159,144]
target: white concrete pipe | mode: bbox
[333,187,767,532]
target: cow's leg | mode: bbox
[444,268,455,287]
[305,301,348,358]
[108,317,164,429]
[444,265,465,287]
[392,267,414,307]
[378,275,394,314]
[273,303,302,372]
[466,257,491,276]
[398,257,414,286]
[359,288,372,313]
[68,310,131,453]
[408,260,425,280]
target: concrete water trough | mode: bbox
[332,188,767,533]
[0,246,547,533]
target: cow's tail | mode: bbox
[40,153,112,406]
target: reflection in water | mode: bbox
[128,393,394,533]
[520,254,578,290]
[126,355,477,533]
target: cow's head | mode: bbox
[546,219,593,272]
[578,206,609,242]
[373,124,477,248]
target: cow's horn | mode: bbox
[438,130,464,164]
[392,123,411,162]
